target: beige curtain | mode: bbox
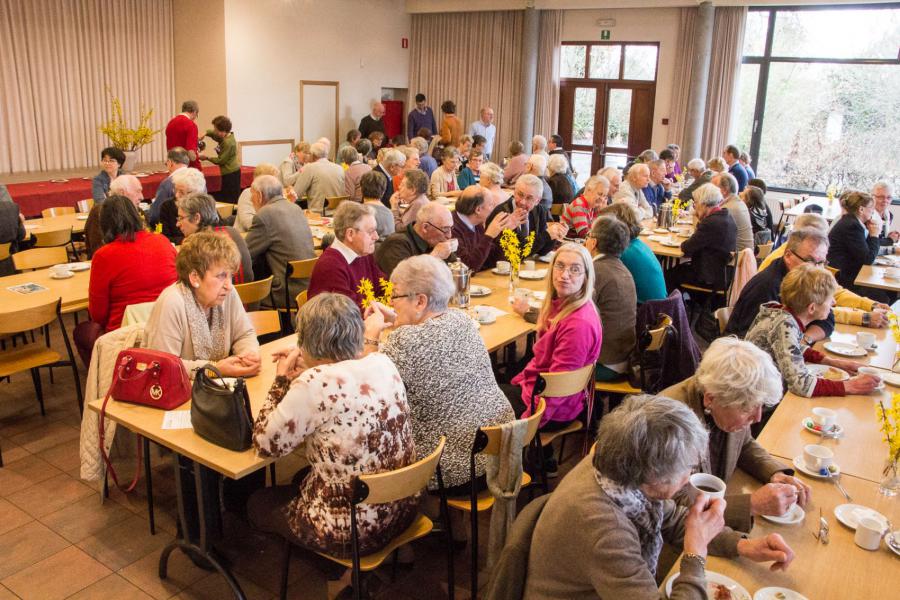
[534,9,563,141]
[0,0,175,174]
[702,6,747,158]
[668,7,697,150]
[409,11,524,165]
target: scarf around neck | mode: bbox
[594,469,664,574]
[178,282,229,363]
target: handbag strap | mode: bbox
[98,358,143,493]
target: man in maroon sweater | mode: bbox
[165,100,201,169]
[451,185,510,271]
[307,201,385,309]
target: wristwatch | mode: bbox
[801,334,813,347]
[682,552,706,569]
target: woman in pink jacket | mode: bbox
[506,242,602,475]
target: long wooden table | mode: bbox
[813,320,897,371]
[0,264,90,313]
[24,212,89,236]
[785,197,843,221]
[855,264,900,293]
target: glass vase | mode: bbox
[508,266,520,295]
[880,459,900,497]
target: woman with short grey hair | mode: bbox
[337,144,359,167]
[249,292,417,575]
[522,394,796,599]
[175,193,254,283]
[661,337,811,532]
[362,255,514,505]
[390,168,430,229]
[478,161,510,210]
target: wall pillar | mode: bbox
[519,6,540,145]
[683,1,714,160]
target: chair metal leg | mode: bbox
[30,368,45,416]
[143,437,155,535]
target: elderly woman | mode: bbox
[160,167,207,243]
[741,184,774,245]
[503,140,528,185]
[343,143,372,203]
[661,338,811,531]
[359,170,394,240]
[456,150,483,189]
[547,154,575,209]
[307,202,384,309]
[411,136,437,177]
[508,243,602,475]
[745,264,880,397]
[562,175,609,238]
[523,395,795,599]
[73,195,177,365]
[200,115,240,203]
[478,161,509,211]
[280,142,309,187]
[430,146,463,198]
[362,255,515,497]
[91,146,125,203]
[176,193,253,283]
[585,216,636,382]
[598,203,667,302]
[665,183,736,293]
[707,156,727,174]
[390,169,430,229]
[249,293,417,563]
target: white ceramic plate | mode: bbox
[532,290,546,301]
[834,503,888,530]
[81,176,92,180]
[639,229,652,236]
[76,214,89,220]
[528,299,542,310]
[883,372,900,387]
[792,455,841,478]
[654,228,669,234]
[469,285,491,297]
[491,267,511,276]
[874,256,899,266]
[754,587,809,600]
[822,342,867,357]
[474,315,496,325]
[886,531,900,557]
[659,239,682,248]
[538,252,555,263]
[67,262,91,271]
[518,269,548,280]
[49,272,74,280]
[760,502,805,525]
[134,172,150,177]
[665,570,750,600]
[50,178,68,183]
[805,363,849,381]
[801,417,844,438]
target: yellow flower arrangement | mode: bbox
[674,173,684,184]
[98,89,160,151]
[877,394,900,478]
[672,196,691,219]
[357,277,393,309]
[499,229,535,272]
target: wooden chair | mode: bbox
[41,206,75,218]
[278,437,453,600]
[447,399,545,600]
[216,203,235,220]
[0,242,10,262]
[680,251,737,329]
[756,241,773,261]
[76,199,94,213]
[550,203,566,218]
[295,290,308,311]
[0,297,83,415]
[247,311,281,337]
[234,275,273,306]
[715,306,732,335]
[12,246,68,271]
[33,227,73,248]
[323,195,350,216]
[283,258,318,318]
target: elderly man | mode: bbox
[358,102,386,140]
[678,158,713,202]
[165,100,200,168]
[597,166,621,197]
[522,154,553,212]
[613,163,654,220]
[531,135,550,164]
[726,227,835,339]
[0,185,26,275]
[246,175,315,308]
[468,107,496,160]
[85,174,144,257]
[410,137,437,177]
[160,167,207,244]
[872,181,897,253]
[723,144,749,191]
[714,172,754,253]
[643,159,672,211]
[452,185,510,271]
[307,202,384,309]
[292,142,344,214]
[487,174,566,264]
[149,147,190,226]
[622,148,658,177]
[374,148,406,207]
[548,134,573,175]
[407,93,437,138]
[375,201,457,275]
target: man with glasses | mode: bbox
[872,181,897,253]
[486,174,566,264]
[149,147,190,226]
[375,201,457,276]
[726,227,835,339]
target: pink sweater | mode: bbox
[513,299,602,426]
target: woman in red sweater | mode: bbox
[73,195,177,365]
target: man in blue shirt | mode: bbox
[407,93,436,138]
[723,144,749,191]
[642,159,672,211]
[467,106,496,160]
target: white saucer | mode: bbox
[754,588,809,600]
[805,363,849,381]
[833,503,888,530]
[801,417,844,437]
[532,290,546,301]
[659,239,681,247]
[50,178,68,183]
[538,252,555,263]
[518,269,547,280]
[49,272,74,280]
[887,531,900,557]
[822,341,867,357]
[67,262,91,271]
[653,228,669,234]
[469,285,491,297]
[760,502,805,525]
[474,316,496,326]
[883,372,900,387]
[76,214,88,220]
[665,570,750,600]
[639,229,652,236]
[491,268,511,276]
[792,455,841,478]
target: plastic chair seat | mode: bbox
[446,472,532,512]
[314,514,434,571]
[539,421,583,447]
[0,346,61,378]
[594,379,641,395]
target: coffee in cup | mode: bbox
[854,516,886,551]
[856,331,876,350]
[688,473,726,504]
[811,407,836,430]
[803,444,833,472]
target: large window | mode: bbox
[735,5,900,194]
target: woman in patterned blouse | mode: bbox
[248,293,418,562]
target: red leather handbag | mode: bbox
[99,349,192,490]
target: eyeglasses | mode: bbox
[552,263,585,276]
[391,293,414,301]
[353,227,379,237]
[425,221,452,236]
[176,214,188,222]
[789,249,827,267]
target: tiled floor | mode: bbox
[1,330,580,599]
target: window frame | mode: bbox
[740,3,900,195]
[561,41,660,83]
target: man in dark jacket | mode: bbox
[726,227,834,339]
[486,174,566,265]
[0,184,27,275]
[375,201,456,276]
[451,186,509,272]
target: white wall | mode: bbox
[561,8,681,152]
[223,0,410,147]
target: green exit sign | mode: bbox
[600,30,611,40]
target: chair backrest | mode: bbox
[354,436,445,506]
[326,195,350,211]
[477,398,546,456]
[234,275,273,305]
[41,206,75,218]
[12,246,68,271]
[0,242,10,261]
[286,258,318,280]
[0,297,61,335]
[76,199,94,213]
[756,241,773,260]
[216,203,235,220]
[295,290,308,310]
[535,363,594,398]
[714,307,732,335]
[550,203,565,217]
[247,310,281,337]
[642,314,673,353]
[33,227,72,248]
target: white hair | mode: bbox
[697,338,782,410]
[251,174,283,202]
[516,173,544,198]
[873,181,894,195]
[479,162,504,186]
[390,255,456,313]
[171,167,207,195]
[416,201,451,224]
[584,175,609,194]
[380,149,406,169]
[109,174,141,197]
[687,158,706,171]
[626,163,649,182]
[309,142,328,159]
[693,183,723,207]
[315,137,331,150]
[598,167,621,183]
[526,153,547,176]
[531,135,547,151]
[547,154,569,176]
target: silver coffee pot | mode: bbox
[657,201,674,229]
[449,260,471,309]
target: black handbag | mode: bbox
[190,364,253,451]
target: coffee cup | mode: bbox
[473,306,493,324]
[50,264,72,277]
[811,407,836,430]
[514,287,531,301]
[854,516,886,551]
[858,366,883,384]
[523,259,536,272]
[688,473,726,505]
[856,331,876,350]
[496,261,511,275]
[448,238,459,253]
[803,444,834,472]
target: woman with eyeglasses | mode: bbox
[506,242,602,476]
[176,193,253,284]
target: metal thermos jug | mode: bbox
[449,261,471,309]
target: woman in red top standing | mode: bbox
[73,196,177,365]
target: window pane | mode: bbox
[604,153,628,170]
[572,88,597,146]
[589,45,620,79]
[562,45,586,78]
[757,62,900,192]
[606,89,632,148]
[772,8,900,59]
[571,151,592,187]
[733,63,760,158]
[623,45,657,80]
[742,11,769,56]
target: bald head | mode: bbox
[372,102,385,119]
[109,174,143,206]
[414,201,453,248]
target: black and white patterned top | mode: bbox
[382,309,516,488]
[745,302,817,397]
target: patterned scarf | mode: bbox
[178,283,229,362]
[594,470,665,574]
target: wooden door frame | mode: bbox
[299,80,340,158]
